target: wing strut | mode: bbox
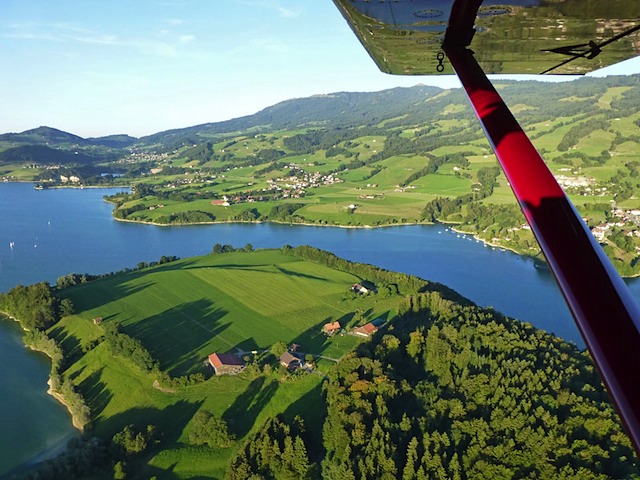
[443,5,640,455]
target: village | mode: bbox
[147,162,342,206]
[590,207,640,245]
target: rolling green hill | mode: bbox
[0,126,137,149]
[57,248,397,377]
[0,145,99,165]
[3,247,636,478]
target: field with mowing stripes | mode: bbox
[46,248,412,476]
[59,249,396,376]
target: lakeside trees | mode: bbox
[0,282,63,330]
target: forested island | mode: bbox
[0,247,637,479]
[1,76,640,274]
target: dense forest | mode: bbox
[319,292,639,479]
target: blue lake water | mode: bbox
[2,181,640,475]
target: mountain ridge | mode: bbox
[0,74,638,159]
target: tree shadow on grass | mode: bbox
[48,325,82,364]
[96,399,203,446]
[77,367,113,420]
[122,299,229,377]
[274,265,331,282]
[62,278,157,316]
[281,381,326,464]
[223,377,279,439]
[143,463,180,480]
[180,262,331,283]
[96,400,205,480]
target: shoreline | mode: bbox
[113,214,640,278]
[16,180,640,277]
[111,213,426,230]
[0,313,85,432]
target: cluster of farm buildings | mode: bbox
[207,317,382,377]
[207,283,384,376]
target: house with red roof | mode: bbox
[322,321,341,336]
[353,322,378,337]
[208,352,244,375]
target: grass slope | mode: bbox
[50,249,405,478]
[60,249,384,375]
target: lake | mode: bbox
[2,182,639,475]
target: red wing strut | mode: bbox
[333,0,640,455]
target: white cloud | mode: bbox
[2,21,202,59]
[233,0,300,19]
[251,36,289,54]
[178,34,195,44]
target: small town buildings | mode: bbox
[208,353,244,375]
[279,352,301,370]
[323,321,341,335]
[353,322,378,337]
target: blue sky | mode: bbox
[2,0,639,138]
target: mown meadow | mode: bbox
[42,248,408,477]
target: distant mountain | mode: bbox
[139,85,447,145]
[86,134,138,148]
[139,75,640,147]
[0,126,138,149]
[1,74,638,156]
[0,145,99,165]
[0,126,85,146]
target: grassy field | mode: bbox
[49,248,406,478]
[59,249,391,375]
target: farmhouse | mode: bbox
[351,283,369,294]
[208,353,244,375]
[279,352,301,370]
[323,321,341,335]
[353,322,378,337]
[351,282,377,295]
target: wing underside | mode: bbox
[333,0,640,75]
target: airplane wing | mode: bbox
[332,0,640,456]
[333,0,640,75]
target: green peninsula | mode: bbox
[1,247,637,478]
